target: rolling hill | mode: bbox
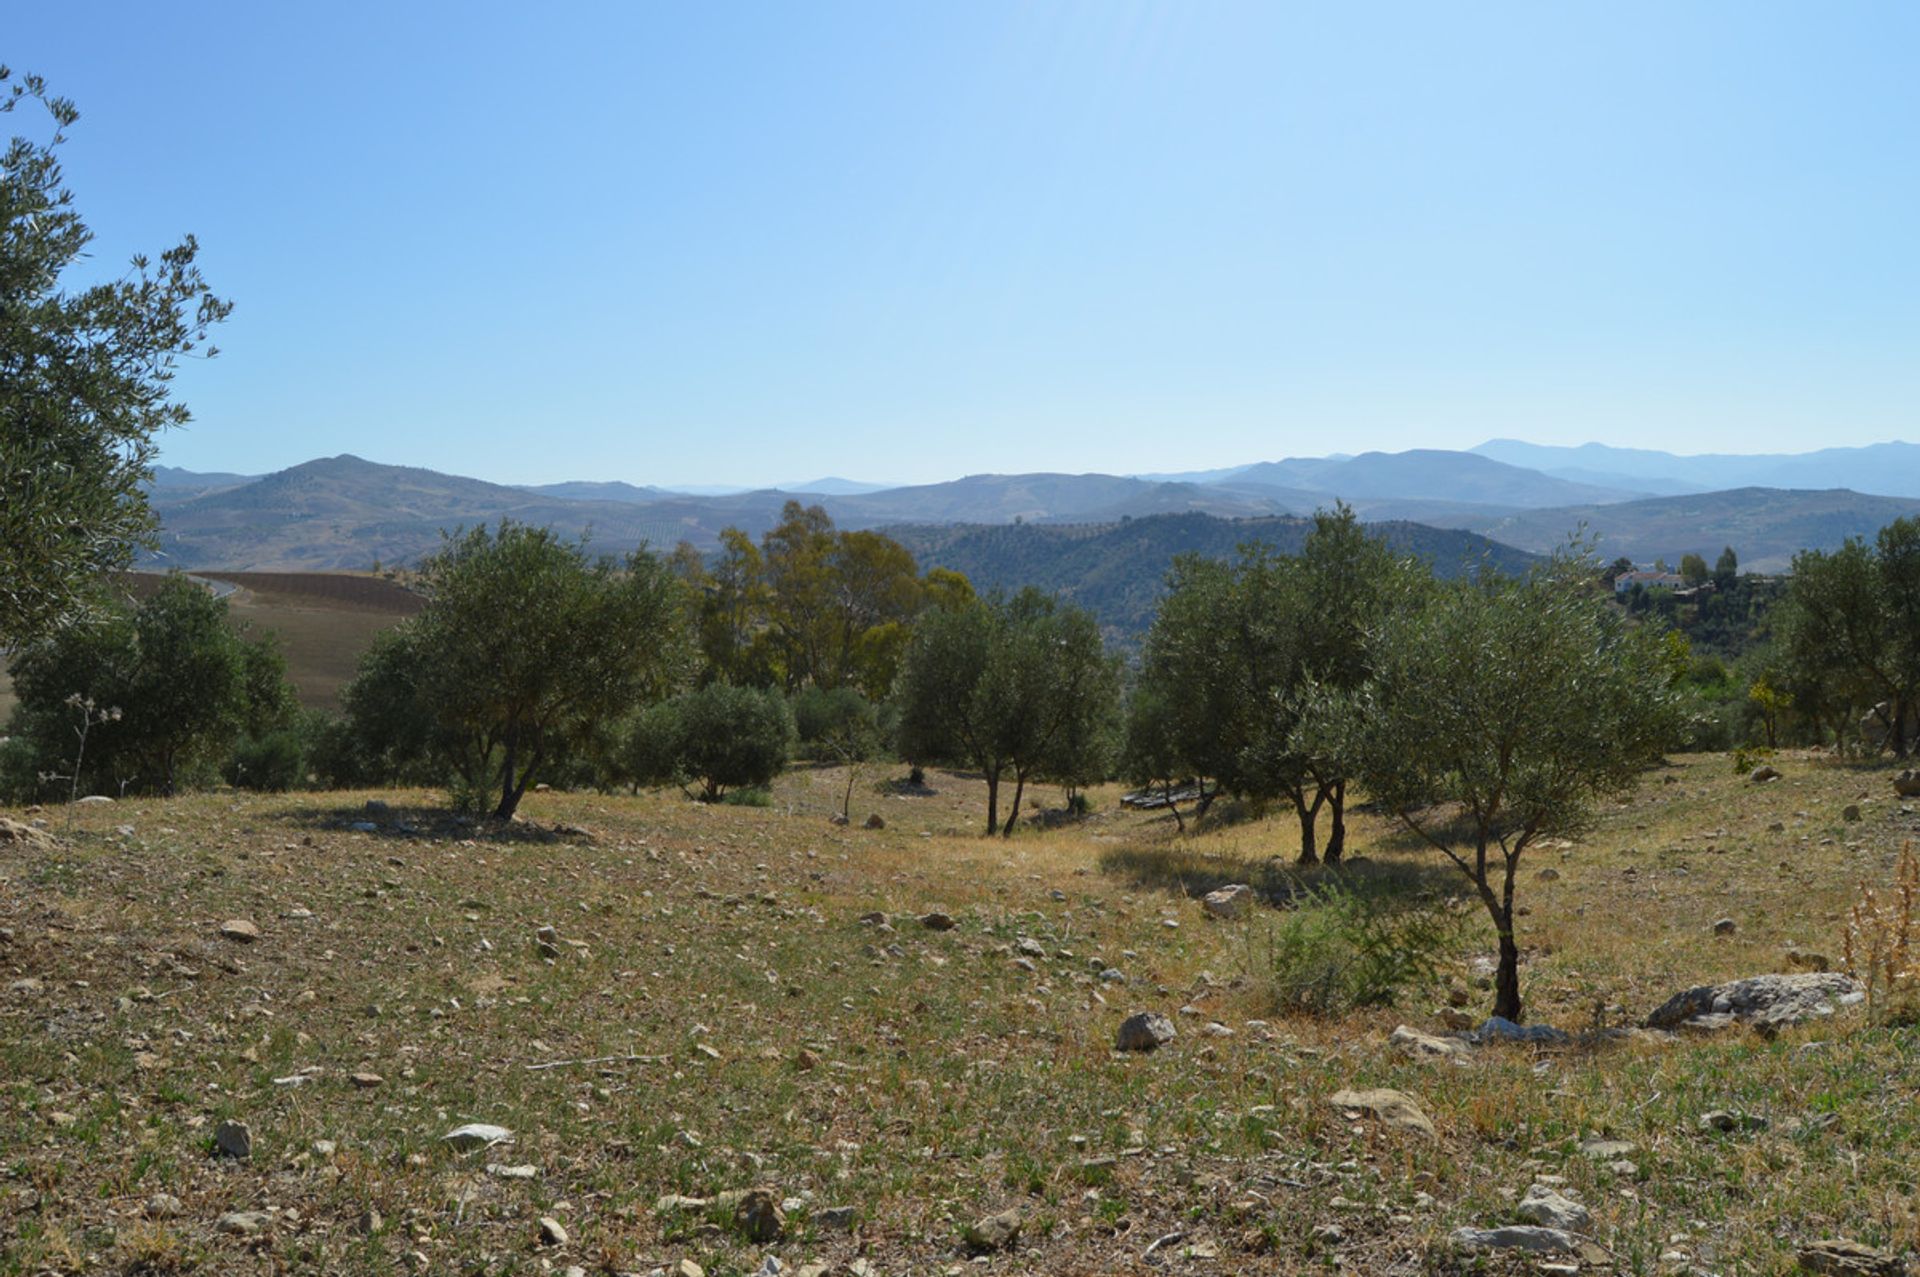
[888,512,1536,638]
[1469,487,1920,571]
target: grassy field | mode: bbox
[2,753,1917,1275]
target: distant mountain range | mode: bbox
[142,442,1920,585]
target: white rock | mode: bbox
[442,1122,512,1151]
[1202,883,1254,919]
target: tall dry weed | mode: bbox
[1843,842,1919,1024]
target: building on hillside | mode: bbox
[1613,569,1688,594]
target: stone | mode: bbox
[1473,1016,1571,1045]
[1713,917,1737,935]
[794,1047,821,1070]
[0,817,57,850]
[538,1216,569,1246]
[218,919,261,944]
[217,1210,272,1236]
[1894,770,1920,799]
[145,1193,184,1219]
[76,794,113,804]
[678,1262,706,1277]
[487,1163,539,1179]
[1645,972,1865,1033]
[214,1119,252,1159]
[1536,867,1561,881]
[1843,804,1863,823]
[1438,1006,1478,1031]
[1785,949,1833,973]
[1796,1239,1905,1276]
[1015,936,1046,957]
[1578,1137,1636,1160]
[733,1187,785,1242]
[349,1071,384,1089]
[1115,1011,1177,1052]
[1750,765,1782,783]
[1700,1109,1768,1133]
[963,1207,1023,1252]
[1201,883,1255,919]
[920,911,956,931]
[1516,1184,1590,1232]
[862,812,885,830]
[1452,1225,1577,1254]
[1389,1024,1470,1060]
[442,1122,512,1151]
[1328,1087,1436,1138]
[816,1204,856,1229]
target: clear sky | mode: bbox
[11,2,1920,486]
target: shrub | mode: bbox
[223,728,306,792]
[1844,843,1918,1026]
[792,685,876,752]
[1265,876,1466,1015]
[720,786,773,808]
[677,683,791,801]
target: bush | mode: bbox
[792,686,874,751]
[619,700,689,791]
[1265,876,1466,1015]
[678,683,792,801]
[1845,844,1919,1026]
[223,728,306,792]
[720,786,773,808]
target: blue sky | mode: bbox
[12,2,1920,486]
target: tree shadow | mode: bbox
[1097,838,1461,910]
[269,801,590,845]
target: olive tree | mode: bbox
[0,70,230,646]
[404,522,691,819]
[1334,552,1680,1022]
[896,589,1120,836]
[3,575,293,798]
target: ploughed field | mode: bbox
[2,754,1917,1275]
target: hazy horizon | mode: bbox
[13,2,1920,486]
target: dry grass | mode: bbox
[2,753,1918,1275]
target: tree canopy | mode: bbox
[1336,551,1681,1020]
[0,70,230,647]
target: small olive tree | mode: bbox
[405,522,691,819]
[1333,552,1680,1022]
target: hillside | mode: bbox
[1231,448,1641,507]
[889,512,1536,636]
[1470,487,1920,571]
[1474,439,1920,500]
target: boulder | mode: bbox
[0,818,57,851]
[1202,883,1255,919]
[1473,1016,1571,1045]
[863,813,885,830]
[213,1119,252,1160]
[733,1187,785,1243]
[1451,1225,1576,1254]
[1750,765,1783,783]
[217,1210,272,1236]
[218,919,261,944]
[1645,972,1865,1033]
[963,1208,1023,1253]
[1515,1183,1590,1232]
[1116,1012,1177,1052]
[442,1122,513,1151]
[538,1216,569,1246]
[1389,1024,1470,1061]
[1327,1087,1435,1137]
[1797,1239,1906,1276]
[919,911,956,932]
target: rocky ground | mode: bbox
[2,753,1917,1275]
